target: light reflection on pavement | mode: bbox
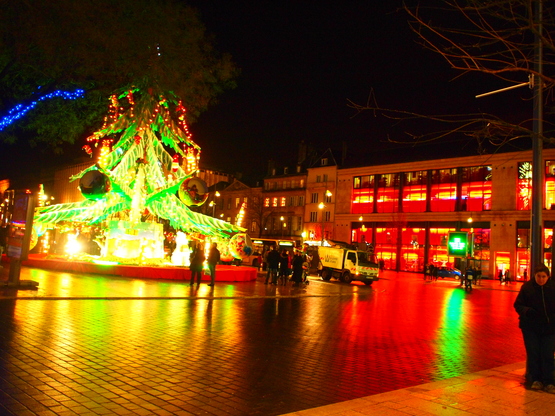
[0,264,526,415]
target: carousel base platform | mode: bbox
[20,254,257,282]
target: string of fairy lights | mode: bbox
[84,90,200,174]
[0,89,85,131]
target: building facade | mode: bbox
[333,149,555,279]
[304,150,337,245]
[261,166,306,242]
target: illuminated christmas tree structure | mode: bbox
[34,88,244,264]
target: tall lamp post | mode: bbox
[318,202,325,245]
[319,190,332,245]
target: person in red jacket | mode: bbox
[514,264,555,393]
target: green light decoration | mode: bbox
[34,88,245,263]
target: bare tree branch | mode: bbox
[354,0,554,150]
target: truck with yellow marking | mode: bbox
[318,242,379,285]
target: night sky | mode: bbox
[0,0,536,185]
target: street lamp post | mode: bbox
[319,190,332,245]
[209,191,220,217]
[318,202,325,245]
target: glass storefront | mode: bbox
[351,222,491,275]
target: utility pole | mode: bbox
[475,1,544,273]
[531,0,544,272]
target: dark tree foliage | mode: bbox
[0,0,238,150]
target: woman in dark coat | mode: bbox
[278,250,289,285]
[291,251,305,286]
[514,263,555,392]
[189,244,205,287]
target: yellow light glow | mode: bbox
[65,234,82,256]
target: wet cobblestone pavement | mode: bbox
[0,262,527,415]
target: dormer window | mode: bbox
[284,167,289,174]
[321,158,328,166]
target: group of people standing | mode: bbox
[264,246,307,286]
[498,268,512,284]
[423,263,439,280]
[189,241,220,288]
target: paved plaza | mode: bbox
[0,260,553,415]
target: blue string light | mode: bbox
[0,89,85,131]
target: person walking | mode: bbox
[505,269,511,285]
[265,246,280,284]
[475,267,482,285]
[207,242,220,286]
[189,243,205,288]
[498,269,504,284]
[514,264,555,393]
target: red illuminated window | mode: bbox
[461,166,492,211]
[402,171,427,213]
[376,173,400,213]
[264,198,270,207]
[430,169,457,212]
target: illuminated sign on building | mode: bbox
[448,232,470,257]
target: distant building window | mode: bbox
[227,198,231,209]
[325,193,332,203]
[299,196,305,206]
[311,193,319,203]
[272,197,278,207]
[284,167,289,174]
[325,211,331,222]
[235,197,240,208]
[264,182,269,190]
[310,212,317,222]
[296,165,301,173]
[297,216,302,231]
[321,158,328,166]
[316,175,321,183]
[281,197,286,207]
[272,168,276,176]
[264,198,270,207]
[300,179,305,187]
[251,221,257,232]
[323,174,328,182]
